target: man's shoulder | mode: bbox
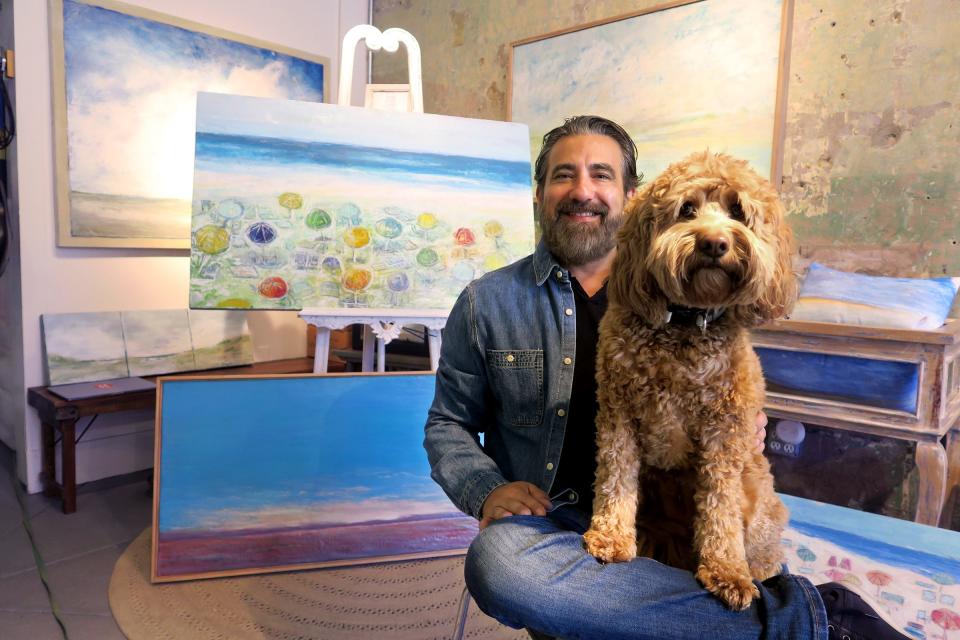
[465,253,536,294]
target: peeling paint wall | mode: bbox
[373,0,960,279]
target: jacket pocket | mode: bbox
[487,349,544,427]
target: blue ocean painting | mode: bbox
[756,347,920,412]
[188,93,535,311]
[154,374,478,580]
[60,0,325,240]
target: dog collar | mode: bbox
[665,305,726,333]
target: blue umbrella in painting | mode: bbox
[247,221,277,264]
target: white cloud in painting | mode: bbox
[42,313,126,361]
[121,310,192,357]
[188,310,248,349]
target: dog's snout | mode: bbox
[697,234,729,258]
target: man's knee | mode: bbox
[464,518,543,618]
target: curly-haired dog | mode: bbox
[582,150,797,611]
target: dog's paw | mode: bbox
[583,527,637,563]
[696,564,760,611]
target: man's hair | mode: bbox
[533,115,641,194]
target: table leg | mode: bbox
[313,326,331,373]
[376,337,386,373]
[914,439,947,526]
[361,325,376,372]
[427,329,442,371]
[41,420,57,498]
[942,429,960,528]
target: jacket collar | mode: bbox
[532,239,563,286]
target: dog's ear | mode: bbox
[741,197,798,325]
[609,186,669,325]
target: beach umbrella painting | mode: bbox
[217,199,245,223]
[416,247,440,268]
[305,208,332,231]
[795,545,816,570]
[247,221,277,246]
[342,268,372,305]
[278,192,303,220]
[386,272,410,306]
[867,570,893,597]
[343,227,371,261]
[258,276,288,300]
[822,569,846,582]
[195,225,229,255]
[933,608,960,638]
[934,573,957,599]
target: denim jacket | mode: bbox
[424,240,579,519]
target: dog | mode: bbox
[582,150,797,611]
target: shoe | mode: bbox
[817,582,911,640]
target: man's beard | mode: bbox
[538,200,624,267]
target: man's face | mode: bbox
[536,134,635,267]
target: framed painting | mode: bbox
[188,92,534,311]
[509,0,794,186]
[151,372,478,582]
[49,0,328,249]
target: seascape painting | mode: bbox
[41,309,253,384]
[123,310,195,377]
[42,312,128,385]
[50,0,327,248]
[188,92,534,311]
[511,0,789,182]
[152,373,478,582]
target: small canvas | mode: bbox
[123,309,195,376]
[188,309,254,369]
[189,92,535,311]
[152,373,478,582]
[42,312,128,384]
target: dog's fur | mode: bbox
[582,151,797,610]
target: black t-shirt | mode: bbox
[551,277,607,514]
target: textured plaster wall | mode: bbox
[373,0,960,279]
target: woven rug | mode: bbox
[109,528,527,640]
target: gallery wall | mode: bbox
[371,0,960,279]
[3,0,370,492]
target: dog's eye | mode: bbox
[729,200,746,222]
[679,202,697,220]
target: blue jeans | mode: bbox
[464,506,827,640]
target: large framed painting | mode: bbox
[510,0,794,186]
[49,0,328,249]
[188,92,534,311]
[151,373,478,582]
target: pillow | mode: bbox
[788,263,959,330]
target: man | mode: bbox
[424,116,907,640]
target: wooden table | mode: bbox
[751,319,960,527]
[27,357,315,514]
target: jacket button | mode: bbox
[564,308,573,316]
[563,357,572,365]
[546,462,554,470]
[556,270,563,279]
[557,409,566,417]
[506,354,515,362]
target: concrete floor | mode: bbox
[0,442,151,640]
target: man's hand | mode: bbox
[479,481,552,530]
[755,411,768,453]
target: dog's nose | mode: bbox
[698,235,729,258]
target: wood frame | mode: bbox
[48,0,329,249]
[508,0,794,187]
[151,371,476,583]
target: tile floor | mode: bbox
[0,442,151,640]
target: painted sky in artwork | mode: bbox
[122,309,192,358]
[512,0,784,180]
[42,312,126,362]
[189,93,535,311]
[62,0,324,201]
[157,375,452,533]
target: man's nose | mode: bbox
[568,174,595,201]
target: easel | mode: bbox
[299,26,447,374]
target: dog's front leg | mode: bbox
[583,409,642,563]
[693,434,759,611]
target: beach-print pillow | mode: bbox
[788,263,959,330]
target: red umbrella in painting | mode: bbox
[932,608,960,639]
[866,570,893,597]
[822,569,846,582]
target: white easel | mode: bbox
[299,25,447,374]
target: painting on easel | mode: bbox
[188,92,534,312]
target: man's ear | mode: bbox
[625,187,636,201]
[535,184,543,207]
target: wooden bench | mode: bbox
[27,357,316,514]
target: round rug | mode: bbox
[109,528,526,640]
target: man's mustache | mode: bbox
[555,202,609,217]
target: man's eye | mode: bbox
[679,202,697,219]
[729,200,746,222]
[595,174,612,181]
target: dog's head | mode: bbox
[609,150,796,327]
